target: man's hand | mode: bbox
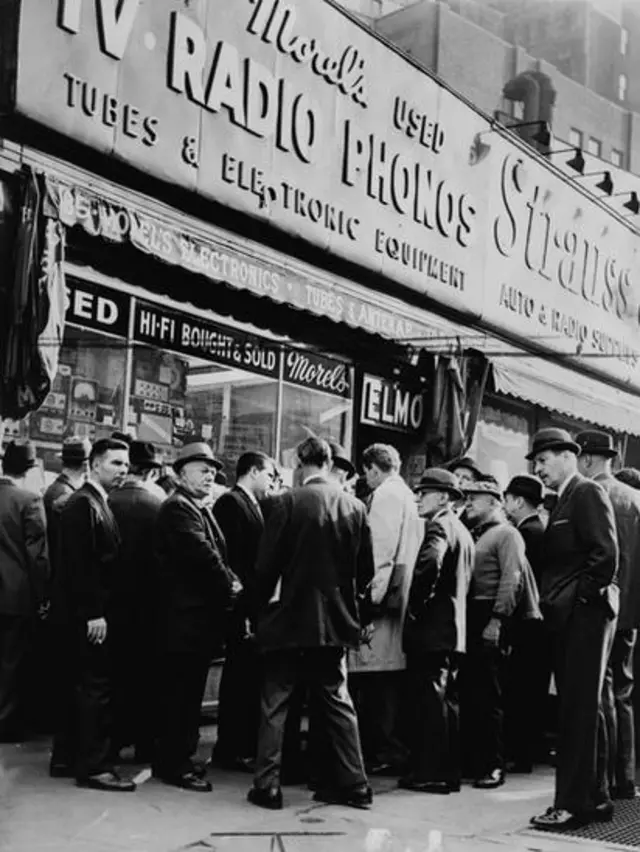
[87,617,107,645]
[230,579,243,598]
[482,617,501,647]
[37,600,50,621]
[360,623,375,648]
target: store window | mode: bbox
[469,402,532,488]
[619,73,628,101]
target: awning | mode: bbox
[491,355,640,436]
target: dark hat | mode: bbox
[173,442,222,473]
[415,468,464,500]
[328,440,356,478]
[448,456,483,479]
[525,428,580,461]
[2,440,38,475]
[575,430,618,458]
[58,437,92,464]
[129,441,162,470]
[463,475,502,499]
[111,430,133,445]
[504,474,544,506]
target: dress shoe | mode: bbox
[191,760,208,779]
[398,777,451,795]
[157,771,212,792]
[506,760,532,774]
[49,762,74,779]
[473,768,505,789]
[613,783,638,800]
[77,771,136,792]
[531,807,585,831]
[366,761,397,776]
[590,801,615,822]
[247,786,283,810]
[313,785,373,810]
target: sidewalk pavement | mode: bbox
[0,729,629,852]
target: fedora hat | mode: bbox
[173,442,222,473]
[328,440,356,478]
[463,475,502,499]
[575,430,618,458]
[415,468,464,500]
[504,474,544,506]
[448,456,483,479]
[2,440,38,476]
[58,437,92,464]
[130,441,162,470]
[525,428,581,461]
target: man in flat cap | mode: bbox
[576,430,640,800]
[528,428,618,830]
[154,442,241,792]
[460,476,529,789]
[400,468,474,794]
[108,441,164,764]
[503,474,548,773]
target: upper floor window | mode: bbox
[619,73,628,101]
[569,128,583,149]
[621,27,629,55]
[587,137,602,157]
[611,148,624,168]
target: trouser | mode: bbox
[154,651,210,777]
[406,651,461,784]
[111,629,158,758]
[51,626,78,768]
[213,636,261,761]
[461,601,506,777]
[0,614,30,735]
[73,636,114,780]
[505,620,553,767]
[553,600,616,814]
[349,670,408,767]
[254,647,367,792]
[601,628,637,792]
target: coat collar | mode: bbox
[549,472,581,521]
[233,484,263,522]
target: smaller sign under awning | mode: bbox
[492,355,640,436]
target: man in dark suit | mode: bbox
[576,430,640,800]
[503,474,549,773]
[211,450,274,771]
[108,441,164,763]
[247,437,374,811]
[400,468,473,795]
[154,442,241,792]
[0,441,49,740]
[50,437,133,791]
[43,438,90,575]
[528,428,618,831]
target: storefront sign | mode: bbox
[360,373,424,432]
[483,142,640,389]
[133,301,280,379]
[65,277,130,336]
[284,350,351,398]
[12,0,491,318]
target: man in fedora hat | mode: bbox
[154,442,242,792]
[44,438,91,574]
[0,441,49,741]
[460,476,528,790]
[399,468,474,795]
[503,474,549,773]
[108,441,164,763]
[527,428,618,830]
[448,457,483,488]
[576,430,640,800]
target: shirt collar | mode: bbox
[303,474,328,486]
[237,482,259,506]
[557,473,577,499]
[517,512,539,528]
[86,478,108,503]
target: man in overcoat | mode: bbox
[400,468,474,794]
[529,428,619,831]
[50,437,132,791]
[108,441,163,762]
[247,437,374,811]
[43,438,90,575]
[154,442,241,792]
[212,450,274,771]
[0,441,49,740]
[576,430,640,799]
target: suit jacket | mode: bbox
[541,473,619,631]
[254,476,374,652]
[53,481,119,625]
[593,472,640,631]
[518,514,545,587]
[0,478,49,615]
[156,485,239,654]
[213,485,264,621]
[403,506,474,656]
[43,473,78,578]
[108,480,163,632]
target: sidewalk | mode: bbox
[0,730,631,852]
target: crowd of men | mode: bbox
[0,425,639,829]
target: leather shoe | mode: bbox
[398,777,451,794]
[313,785,373,810]
[613,783,638,800]
[159,771,212,792]
[473,768,505,789]
[590,801,615,822]
[49,762,74,779]
[247,786,283,810]
[77,771,136,792]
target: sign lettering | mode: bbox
[360,374,424,432]
[65,278,130,336]
[284,350,351,398]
